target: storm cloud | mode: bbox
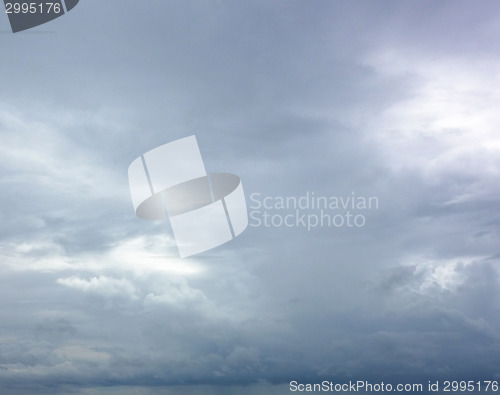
[1,0,500,393]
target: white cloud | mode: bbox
[364,50,500,180]
[391,255,488,294]
[57,276,138,299]
[144,282,207,306]
[0,234,204,275]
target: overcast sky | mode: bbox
[1,1,500,394]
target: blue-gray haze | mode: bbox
[1,1,499,393]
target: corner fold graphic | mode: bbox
[4,0,79,33]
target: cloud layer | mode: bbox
[1,0,500,393]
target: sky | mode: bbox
[1,0,500,393]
